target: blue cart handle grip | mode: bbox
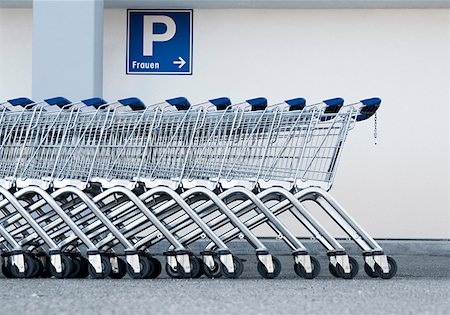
[323,97,344,113]
[118,97,146,111]
[44,97,71,108]
[286,98,306,111]
[166,97,191,111]
[246,97,267,111]
[7,97,35,107]
[81,97,107,109]
[209,97,231,110]
[357,97,381,121]
[320,97,344,121]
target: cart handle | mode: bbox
[7,97,35,107]
[320,97,344,121]
[356,97,381,121]
[209,97,231,110]
[118,97,146,111]
[323,97,344,113]
[286,98,306,111]
[81,97,107,109]
[44,96,71,108]
[166,96,191,110]
[247,97,267,111]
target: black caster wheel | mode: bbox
[193,257,204,278]
[126,255,154,279]
[88,256,112,279]
[336,256,359,279]
[165,263,181,279]
[30,257,44,278]
[364,262,379,278]
[39,255,52,278]
[109,257,127,279]
[68,257,82,278]
[374,256,397,279]
[257,256,281,279]
[294,256,321,279]
[222,256,244,279]
[203,257,222,279]
[50,254,74,279]
[147,257,162,279]
[166,256,201,279]
[76,257,90,278]
[328,262,341,278]
[2,263,14,278]
[177,256,201,279]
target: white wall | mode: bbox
[0,9,32,100]
[104,8,450,239]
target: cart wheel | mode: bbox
[294,256,321,279]
[165,263,181,279]
[374,256,397,279]
[89,256,112,279]
[222,256,244,279]
[364,262,378,278]
[257,256,281,279]
[147,257,162,279]
[336,256,359,279]
[203,257,222,279]
[328,262,340,278]
[39,255,52,278]
[193,257,204,278]
[109,258,127,279]
[127,255,153,279]
[50,254,74,279]
[70,256,89,278]
[76,257,90,278]
[68,257,82,278]
[177,256,201,279]
[2,262,14,278]
[30,257,44,278]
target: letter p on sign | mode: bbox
[143,16,176,56]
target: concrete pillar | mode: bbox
[32,0,103,101]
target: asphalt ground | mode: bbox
[0,254,449,315]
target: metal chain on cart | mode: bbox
[374,112,378,145]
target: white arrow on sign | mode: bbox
[173,56,186,69]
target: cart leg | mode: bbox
[11,253,26,276]
[218,250,234,274]
[88,253,103,274]
[50,253,63,274]
[126,253,141,274]
[256,251,274,274]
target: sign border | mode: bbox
[126,9,193,75]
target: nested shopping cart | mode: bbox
[0,94,397,280]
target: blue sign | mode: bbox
[127,10,193,75]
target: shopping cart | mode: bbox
[0,95,397,280]
[0,97,268,279]
[0,97,313,279]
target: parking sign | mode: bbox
[127,10,193,75]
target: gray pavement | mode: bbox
[0,254,449,315]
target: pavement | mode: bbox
[0,254,449,315]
